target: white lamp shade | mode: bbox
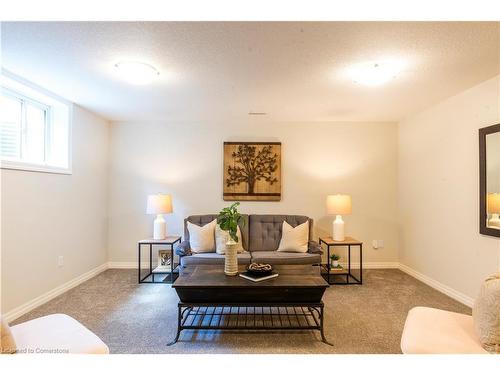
[487,193,500,214]
[327,194,352,215]
[146,194,173,215]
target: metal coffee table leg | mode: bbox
[167,304,183,346]
[319,304,334,346]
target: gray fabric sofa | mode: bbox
[175,214,322,267]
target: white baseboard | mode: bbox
[107,261,401,270]
[108,261,145,269]
[398,263,474,307]
[341,261,400,269]
[4,263,108,323]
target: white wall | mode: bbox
[398,75,500,302]
[107,121,399,265]
[1,105,110,314]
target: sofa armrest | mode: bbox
[175,240,191,257]
[308,240,323,254]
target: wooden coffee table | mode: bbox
[168,265,332,346]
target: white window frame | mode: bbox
[1,71,72,175]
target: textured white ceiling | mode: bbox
[1,22,499,122]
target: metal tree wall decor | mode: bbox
[223,142,281,201]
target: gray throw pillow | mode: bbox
[472,272,500,353]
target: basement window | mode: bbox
[0,73,71,174]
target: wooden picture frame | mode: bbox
[223,142,281,201]
[157,250,171,271]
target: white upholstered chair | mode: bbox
[401,273,499,354]
[400,307,487,354]
[8,314,109,354]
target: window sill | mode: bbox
[1,160,72,175]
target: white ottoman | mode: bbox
[11,314,109,354]
[400,306,487,354]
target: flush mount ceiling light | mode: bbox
[114,61,160,85]
[347,60,403,86]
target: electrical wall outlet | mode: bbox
[58,256,64,267]
[372,240,384,249]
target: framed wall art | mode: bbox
[223,142,281,201]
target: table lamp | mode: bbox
[147,194,173,239]
[487,193,500,228]
[327,194,352,241]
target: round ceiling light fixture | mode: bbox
[114,61,160,85]
[347,60,403,86]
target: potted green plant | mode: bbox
[217,202,243,276]
[330,253,340,268]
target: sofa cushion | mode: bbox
[249,215,312,252]
[187,219,216,253]
[278,221,309,253]
[184,215,249,250]
[251,251,321,265]
[180,252,252,267]
[215,224,245,254]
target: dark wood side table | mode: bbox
[138,236,181,284]
[319,236,363,285]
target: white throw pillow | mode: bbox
[187,219,216,253]
[277,221,309,253]
[215,225,245,254]
[473,272,500,353]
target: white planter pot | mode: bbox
[224,241,238,276]
[331,260,339,268]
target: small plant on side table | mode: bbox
[330,253,341,268]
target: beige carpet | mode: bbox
[12,269,470,354]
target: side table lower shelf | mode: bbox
[141,265,181,283]
[320,264,362,285]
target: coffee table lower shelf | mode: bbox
[167,301,332,346]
